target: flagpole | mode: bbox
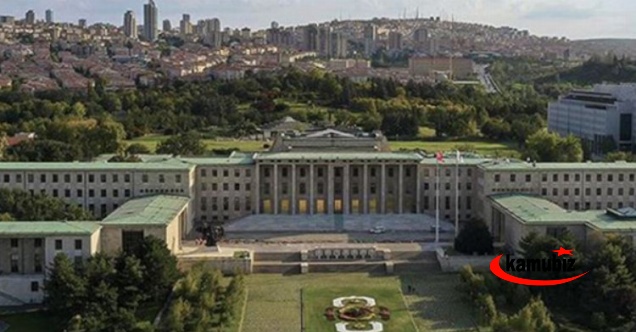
[455,151,459,238]
[435,161,440,244]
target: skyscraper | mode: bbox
[78,19,87,28]
[331,31,348,58]
[45,9,53,24]
[318,25,333,57]
[163,19,171,32]
[303,24,319,52]
[143,0,158,41]
[124,11,138,39]
[25,10,35,25]
[388,31,403,51]
[180,14,192,36]
[363,24,377,56]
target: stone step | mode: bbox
[251,260,440,274]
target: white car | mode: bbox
[369,226,387,234]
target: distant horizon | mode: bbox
[2,0,635,40]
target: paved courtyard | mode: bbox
[226,214,455,233]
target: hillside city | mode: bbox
[1,1,636,332]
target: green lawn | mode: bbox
[241,273,478,332]
[127,134,520,158]
[125,135,267,153]
[0,311,61,332]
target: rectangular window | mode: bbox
[52,174,58,183]
[620,113,633,141]
[318,168,325,177]
[89,174,94,183]
[245,169,251,177]
[223,183,229,191]
[65,189,70,198]
[213,170,218,177]
[34,238,42,248]
[125,189,131,197]
[100,174,106,183]
[201,169,207,177]
[575,174,580,181]
[388,168,394,178]
[300,183,307,195]
[16,174,22,183]
[10,256,18,273]
[235,170,240,177]
[620,174,625,182]
[608,174,613,182]
[445,196,450,210]
[564,174,569,182]
[552,188,558,196]
[159,174,165,183]
[55,239,62,250]
[542,174,547,182]
[113,190,119,197]
[40,174,46,182]
[112,174,118,183]
[28,174,34,183]
[223,170,229,177]
[142,174,148,183]
[31,281,39,292]
[234,183,240,191]
[631,174,635,182]
[352,168,358,177]
[608,188,613,195]
[494,174,500,182]
[53,189,59,197]
[564,188,569,196]
[201,183,207,191]
[101,189,107,197]
[586,174,591,182]
[542,188,547,196]
[318,183,325,195]
[124,174,130,183]
[101,204,107,216]
[75,239,82,250]
[553,174,558,182]
[597,188,602,195]
[89,189,94,197]
[510,174,516,182]
[10,238,18,248]
[467,169,472,177]
[619,188,624,196]
[77,174,83,182]
[597,174,602,181]
[64,174,71,183]
[575,188,580,196]
[466,197,472,210]
[2,174,9,183]
[212,183,218,191]
[176,175,182,183]
[586,188,591,196]
[466,182,472,191]
[77,190,83,197]
[525,174,531,182]
[246,183,251,191]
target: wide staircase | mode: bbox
[251,248,439,274]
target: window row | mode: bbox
[201,183,251,192]
[541,187,636,197]
[423,182,473,191]
[200,197,252,212]
[422,196,473,210]
[494,172,636,183]
[200,169,251,178]
[3,173,185,184]
[262,167,415,179]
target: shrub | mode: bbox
[476,294,498,326]
[454,219,494,255]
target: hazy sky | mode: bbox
[3,0,634,40]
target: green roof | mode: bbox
[94,154,176,163]
[179,156,255,166]
[481,160,636,171]
[0,160,194,171]
[255,152,423,161]
[0,221,101,236]
[490,194,636,232]
[101,195,190,226]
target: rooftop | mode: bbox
[480,160,636,171]
[0,221,101,237]
[101,195,190,226]
[491,194,636,232]
[255,152,424,161]
[0,159,194,171]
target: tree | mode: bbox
[492,297,556,332]
[454,219,494,255]
[6,139,82,161]
[605,151,635,162]
[156,131,205,156]
[130,236,181,303]
[44,254,87,319]
[525,130,583,162]
[126,143,151,155]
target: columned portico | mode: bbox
[309,164,315,214]
[380,164,386,214]
[327,164,335,214]
[291,164,297,215]
[363,164,369,214]
[398,164,404,214]
[273,164,279,214]
[343,165,350,214]
[416,165,421,214]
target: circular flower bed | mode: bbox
[338,304,376,321]
[346,322,372,331]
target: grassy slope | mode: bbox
[241,273,477,332]
[0,312,61,332]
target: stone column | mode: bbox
[327,164,334,214]
[398,164,404,214]
[291,164,297,215]
[309,164,315,214]
[416,165,421,214]
[273,164,279,214]
[254,164,260,214]
[343,165,350,214]
[363,164,369,214]
[381,163,386,214]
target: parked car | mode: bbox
[369,226,387,234]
